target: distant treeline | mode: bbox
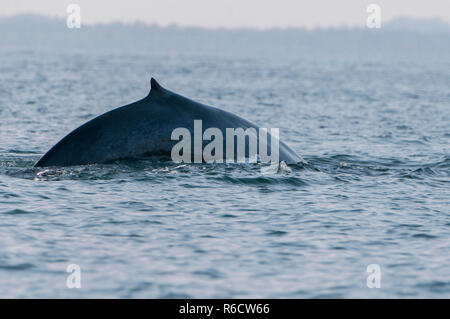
[1,14,449,61]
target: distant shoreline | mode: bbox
[1,13,449,33]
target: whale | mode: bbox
[34,78,303,167]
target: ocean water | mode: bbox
[1,33,449,298]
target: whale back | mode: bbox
[34,78,302,167]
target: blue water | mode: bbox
[1,28,450,298]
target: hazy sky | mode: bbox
[2,0,450,28]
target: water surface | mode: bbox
[0,42,449,298]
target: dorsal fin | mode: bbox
[148,77,167,98]
[151,78,162,91]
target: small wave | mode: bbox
[0,262,35,271]
[2,209,34,215]
[411,233,437,239]
[266,230,288,237]
[192,268,223,279]
[416,281,450,294]
[305,154,450,181]
[218,175,308,186]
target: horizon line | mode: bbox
[1,12,449,32]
